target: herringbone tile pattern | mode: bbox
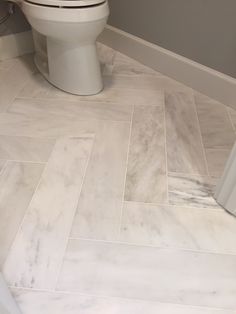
[0,44,236,313]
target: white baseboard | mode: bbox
[99,25,236,109]
[0,30,34,61]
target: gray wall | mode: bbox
[108,0,236,78]
[0,2,30,37]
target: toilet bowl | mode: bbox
[13,0,109,95]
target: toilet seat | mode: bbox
[25,0,105,8]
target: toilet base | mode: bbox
[22,0,109,96]
[34,37,103,96]
[45,38,103,96]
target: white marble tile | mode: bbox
[3,137,93,289]
[18,73,165,107]
[104,74,193,92]
[196,99,235,149]
[86,85,165,106]
[71,121,130,241]
[2,48,236,314]
[18,73,70,99]
[57,239,236,309]
[0,162,44,266]
[0,303,11,314]
[112,52,162,77]
[165,92,207,175]
[0,111,98,138]
[168,173,221,209]
[125,105,167,203]
[0,55,35,112]
[0,135,55,162]
[120,201,236,254]
[11,97,132,122]
[12,289,234,314]
[19,72,186,101]
[205,149,231,177]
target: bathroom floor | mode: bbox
[0,43,236,313]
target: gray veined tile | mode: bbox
[168,173,221,209]
[0,135,56,162]
[3,137,93,289]
[165,92,207,175]
[71,121,130,241]
[97,42,115,75]
[0,55,35,112]
[101,63,114,76]
[0,161,44,267]
[12,289,234,314]
[205,148,231,177]
[97,42,116,66]
[196,98,235,149]
[125,105,167,204]
[120,201,236,254]
[57,239,236,309]
[18,73,70,100]
[112,52,162,77]
[18,73,165,107]
[10,97,132,122]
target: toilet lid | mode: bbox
[26,0,105,7]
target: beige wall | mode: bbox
[108,0,236,78]
[0,3,30,37]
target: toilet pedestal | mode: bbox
[47,38,103,95]
[23,0,109,96]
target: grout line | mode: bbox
[192,94,211,177]
[0,134,57,140]
[67,236,236,257]
[15,95,165,109]
[0,133,94,140]
[162,91,169,205]
[9,286,55,294]
[168,171,218,178]
[1,159,47,164]
[14,96,133,107]
[122,200,223,212]
[117,104,135,239]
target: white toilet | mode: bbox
[12,0,109,95]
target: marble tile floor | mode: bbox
[0,43,236,313]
